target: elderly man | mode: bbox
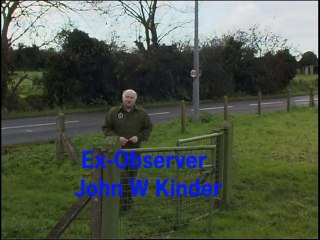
[102,89,152,211]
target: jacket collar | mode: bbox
[119,104,139,112]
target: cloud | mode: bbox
[197,1,318,55]
[226,3,260,30]
[10,1,318,56]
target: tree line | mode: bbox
[7,27,318,111]
[2,1,318,111]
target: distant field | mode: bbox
[288,74,318,94]
[294,74,318,82]
[11,71,44,98]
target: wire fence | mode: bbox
[117,145,216,238]
[177,132,225,209]
[44,131,228,239]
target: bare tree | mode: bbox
[121,0,157,51]
[1,0,97,110]
[102,0,192,52]
[229,24,296,58]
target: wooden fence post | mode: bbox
[101,137,121,239]
[257,91,261,116]
[287,89,290,113]
[181,100,186,133]
[221,121,233,208]
[61,132,79,164]
[46,196,91,238]
[207,145,217,237]
[214,128,225,208]
[223,95,228,121]
[56,113,65,159]
[91,148,103,238]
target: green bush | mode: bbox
[25,95,48,111]
[6,93,33,112]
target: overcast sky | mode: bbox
[12,1,318,58]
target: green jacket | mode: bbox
[102,104,152,148]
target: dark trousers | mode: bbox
[120,143,140,210]
[120,167,138,210]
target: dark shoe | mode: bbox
[120,204,136,212]
[120,205,127,212]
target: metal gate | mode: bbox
[99,123,233,238]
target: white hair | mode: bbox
[122,89,137,100]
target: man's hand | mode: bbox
[129,136,138,143]
[119,137,128,146]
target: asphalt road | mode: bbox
[1,95,317,146]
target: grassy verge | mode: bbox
[1,106,318,238]
[2,105,110,120]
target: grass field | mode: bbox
[288,74,318,95]
[1,106,318,238]
[10,71,44,98]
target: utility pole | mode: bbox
[193,0,200,123]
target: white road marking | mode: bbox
[200,106,234,111]
[190,106,234,111]
[190,106,233,112]
[295,99,318,103]
[249,101,282,106]
[1,120,80,130]
[148,112,170,116]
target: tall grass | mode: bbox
[1,107,318,238]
